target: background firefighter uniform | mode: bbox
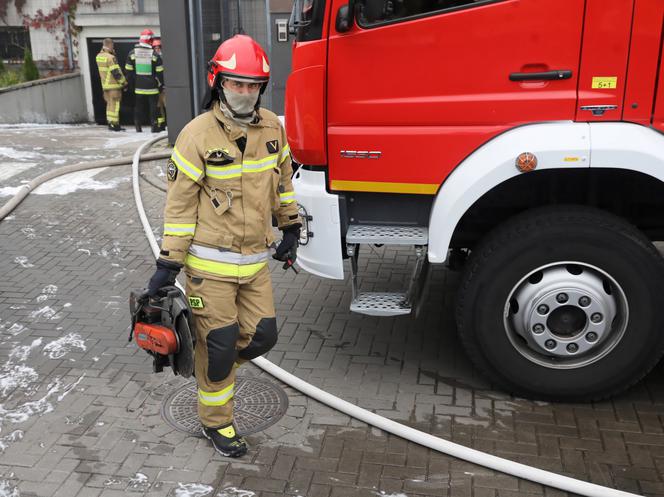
[159,101,300,428]
[95,48,126,127]
[125,43,164,130]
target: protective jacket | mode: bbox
[96,47,126,90]
[160,101,300,281]
[125,43,163,95]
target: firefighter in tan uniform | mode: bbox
[96,38,127,131]
[146,35,300,458]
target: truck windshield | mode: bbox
[291,0,326,41]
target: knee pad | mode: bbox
[238,317,277,361]
[206,323,240,382]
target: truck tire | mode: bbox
[456,205,664,401]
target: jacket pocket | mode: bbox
[194,226,233,249]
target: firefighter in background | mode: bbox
[152,38,167,131]
[146,35,301,458]
[125,29,163,132]
[96,38,127,131]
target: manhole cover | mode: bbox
[161,375,288,436]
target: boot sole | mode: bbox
[201,427,247,458]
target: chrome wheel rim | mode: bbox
[503,262,629,369]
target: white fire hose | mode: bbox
[0,134,641,497]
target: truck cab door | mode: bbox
[326,0,585,194]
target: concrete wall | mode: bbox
[0,73,87,124]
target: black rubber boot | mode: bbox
[135,125,142,133]
[201,424,247,458]
[111,123,125,132]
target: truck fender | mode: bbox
[428,122,591,263]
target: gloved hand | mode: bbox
[273,224,301,263]
[147,258,182,297]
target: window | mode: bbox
[0,27,31,63]
[292,0,326,42]
[356,0,495,27]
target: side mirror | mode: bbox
[335,3,353,33]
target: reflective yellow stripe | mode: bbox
[96,56,107,63]
[198,383,234,406]
[185,254,266,278]
[279,144,290,164]
[172,146,203,181]
[164,223,196,236]
[330,179,438,195]
[242,154,278,166]
[125,64,134,70]
[156,66,164,72]
[280,191,296,204]
[206,164,242,179]
[135,88,160,95]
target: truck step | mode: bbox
[350,292,412,317]
[346,225,428,245]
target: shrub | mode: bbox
[0,58,5,74]
[0,70,22,88]
[22,49,39,81]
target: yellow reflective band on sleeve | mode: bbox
[172,146,203,181]
[125,64,134,70]
[198,383,234,406]
[96,56,107,63]
[279,144,290,164]
[185,254,267,278]
[156,66,164,72]
[279,191,296,204]
[164,223,196,236]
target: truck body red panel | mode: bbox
[653,7,664,132]
[622,0,664,126]
[285,40,329,165]
[575,0,634,122]
[325,0,585,193]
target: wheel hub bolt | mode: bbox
[556,293,568,303]
[579,296,591,307]
[537,304,549,315]
[586,332,598,342]
[532,323,545,334]
[566,343,579,353]
[590,313,603,323]
[545,339,557,350]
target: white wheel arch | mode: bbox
[427,122,664,263]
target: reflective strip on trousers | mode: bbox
[185,254,267,278]
[135,88,159,95]
[164,223,196,236]
[198,383,234,406]
[172,146,203,181]
[188,244,268,265]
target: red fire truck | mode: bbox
[285,0,664,400]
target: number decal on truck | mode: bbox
[591,77,617,89]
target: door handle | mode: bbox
[509,70,573,82]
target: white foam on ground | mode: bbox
[217,488,256,497]
[0,479,20,497]
[0,324,26,337]
[0,163,38,182]
[28,307,61,321]
[103,131,154,149]
[13,257,33,268]
[32,169,129,195]
[0,147,41,160]
[8,339,43,364]
[0,430,24,452]
[42,333,86,359]
[174,483,214,497]
[0,365,39,397]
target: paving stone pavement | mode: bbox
[1,125,664,497]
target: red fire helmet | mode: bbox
[207,34,270,88]
[139,28,154,45]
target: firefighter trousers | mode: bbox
[133,93,158,131]
[103,89,122,126]
[157,90,166,128]
[186,265,277,428]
